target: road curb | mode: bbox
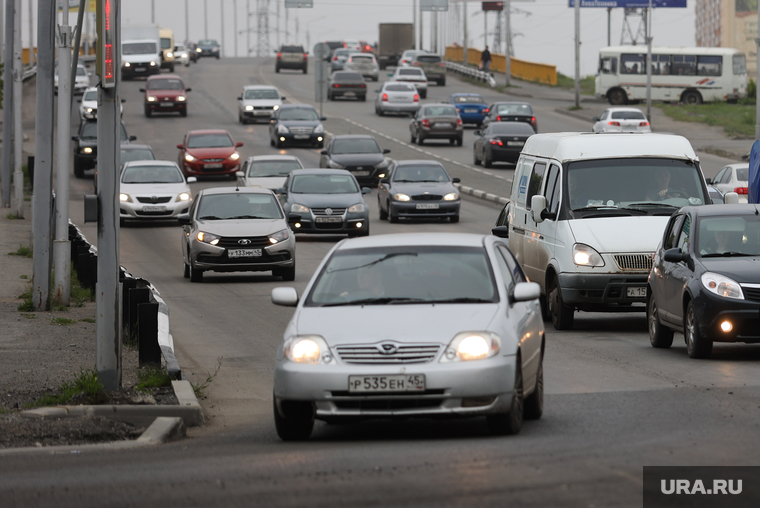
[553,106,595,123]
[455,183,509,206]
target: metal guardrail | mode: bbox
[444,61,497,88]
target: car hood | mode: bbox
[279,120,322,128]
[195,218,286,236]
[244,176,286,190]
[290,193,364,208]
[569,216,670,253]
[294,304,500,346]
[392,181,457,195]
[186,146,237,158]
[147,90,185,99]
[330,153,384,166]
[699,257,760,284]
[242,99,283,107]
[120,182,190,195]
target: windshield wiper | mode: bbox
[326,252,419,273]
[321,297,427,307]
[573,206,619,212]
[426,297,494,304]
[228,215,268,219]
[198,215,222,220]
[626,202,679,209]
[701,252,757,258]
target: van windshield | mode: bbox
[566,158,706,217]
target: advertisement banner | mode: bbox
[568,0,686,7]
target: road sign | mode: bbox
[313,42,331,60]
[568,0,686,6]
[285,0,313,7]
[421,0,449,11]
[97,0,116,88]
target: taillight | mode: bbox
[734,187,749,195]
[496,116,501,121]
[456,118,463,127]
[277,52,282,60]
[530,116,537,126]
[421,119,430,128]
[639,121,649,127]
[438,62,445,67]
[490,139,503,146]
[333,55,338,61]
[483,108,489,114]
[303,53,308,60]
[360,84,366,88]
[413,62,421,66]
[333,84,340,88]
[413,94,419,102]
[608,121,621,126]
[382,93,388,102]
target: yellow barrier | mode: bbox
[22,46,95,65]
[444,45,557,86]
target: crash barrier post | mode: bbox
[138,302,161,367]
[128,287,151,344]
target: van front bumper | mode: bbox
[558,272,649,311]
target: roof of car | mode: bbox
[278,104,317,110]
[290,168,355,177]
[395,159,445,168]
[603,107,646,112]
[244,154,301,162]
[186,129,233,135]
[680,204,760,217]
[451,93,483,97]
[330,134,376,140]
[336,232,487,250]
[242,85,279,90]
[122,160,178,168]
[521,132,698,162]
[199,186,276,196]
[121,143,154,150]
[721,162,749,169]
[147,74,183,81]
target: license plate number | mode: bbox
[507,141,524,146]
[293,134,309,139]
[142,205,166,212]
[433,123,451,128]
[464,108,477,113]
[205,163,223,169]
[315,217,342,223]
[135,68,146,72]
[344,92,356,96]
[353,171,370,176]
[348,374,426,393]
[416,203,439,209]
[160,102,174,107]
[627,287,647,298]
[228,249,262,258]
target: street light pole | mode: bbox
[574,0,580,108]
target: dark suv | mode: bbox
[275,45,308,73]
[72,120,135,178]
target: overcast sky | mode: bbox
[47,0,697,76]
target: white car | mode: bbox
[342,39,362,52]
[374,81,420,116]
[174,43,191,66]
[119,160,196,224]
[55,64,90,95]
[236,154,304,190]
[271,232,545,440]
[397,49,426,67]
[592,107,652,133]
[78,86,123,121]
[343,52,379,81]
[391,66,428,99]
[238,85,286,124]
[709,163,749,203]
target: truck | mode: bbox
[377,23,414,70]
[121,24,162,80]
[159,27,176,71]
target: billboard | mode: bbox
[483,1,505,10]
[421,0,449,11]
[568,0,686,6]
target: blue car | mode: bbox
[445,93,489,126]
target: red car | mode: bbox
[140,74,191,118]
[177,130,243,179]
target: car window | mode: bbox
[81,122,98,138]
[385,84,415,92]
[698,215,760,256]
[496,104,533,115]
[83,90,97,101]
[610,110,646,120]
[122,164,183,184]
[248,160,302,177]
[712,167,728,184]
[544,164,561,215]
[525,163,547,210]
[676,215,691,254]
[423,106,457,116]
[187,133,233,148]
[495,202,510,228]
[398,68,423,76]
[350,55,374,63]
[332,138,380,154]
[147,79,184,90]
[197,193,283,220]
[333,72,363,81]
[122,42,157,54]
[291,174,359,194]
[76,67,87,76]
[720,168,733,184]
[244,89,280,100]
[493,247,516,295]
[416,55,441,63]
[736,167,749,181]
[281,45,304,53]
[497,245,526,283]
[393,165,448,183]
[453,95,484,103]
[599,111,608,120]
[663,215,685,250]
[198,40,218,46]
[279,108,319,121]
[121,148,156,163]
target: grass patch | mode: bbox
[17,286,33,312]
[20,313,36,319]
[555,73,596,95]
[30,368,105,407]
[8,245,32,258]
[80,317,96,323]
[50,268,94,311]
[657,101,755,138]
[20,274,28,279]
[136,366,172,392]
[6,213,21,219]
[51,317,76,326]
[191,357,223,399]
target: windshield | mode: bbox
[453,95,484,103]
[399,69,424,76]
[198,40,218,46]
[698,215,760,257]
[490,123,536,135]
[306,246,498,307]
[81,122,129,140]
[291,174,358,194]
[736,167,749,181]
[393,165,449,183]
[187,133,233,148]
[248,160,302,177]
[610,110,646,120]
[423,106,457,117]
[197,193,283,220]
[76,67,87,76]
[566,159,707,216]
[160,38,172,50]
[244,89,280,100]
[496,104,532,115]
[147,79,184,90]
[279,108,319,121]
[122,164,183,184]
[122,42,157,55]
[332,138,380,154]
[350,56,374,63]
[385,84,415,92]
[83,90,97,101]
[121,148,156,163]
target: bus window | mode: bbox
[652,55,670,75]
[599,56,617,74]
[621,54,645,75]
[697,56,722,76]
[733,54,747,75]
[672,55,696,75]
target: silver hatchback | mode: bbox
[343,53,379,81]
[374,81,420,116]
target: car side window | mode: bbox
[712,167,727,184]
[525,162,547,210]
[497,245,526,283]
[663,215,685,250]
[600,111,608,120]
[676,216,691,255]
[495,202,510,227]
[721,168,733,184]
[493,247,516,295]
[544,164,560,216]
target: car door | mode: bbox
[651,213,683,322]
[410,109,420,137]
[509,157,533,267]
[377,163,395,213]
[319,138,333,168]
[661,214,692,324]
[521,161,547,283]
[710,166,728,189]
[530,163,561,287]
[474,126,487,160]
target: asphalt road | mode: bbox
[2,57,758,508]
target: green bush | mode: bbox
[31,368,105,407]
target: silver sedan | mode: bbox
[119,160,195,224]
[374,81,420,117]
[271,233,545,440]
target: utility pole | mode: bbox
[185,0,189,42]
[645,1,652,123]
[151,0,154,23]
[2,0,12,209]
[13,0,23,218]
[505,0,511,87]
[412,0,416,49]
[204,0,208,39]
[28,0,33,63]
[419,3,423,51]
[221,0,224,57]
[757,6,760,140]
[574,0,580,108]
[462,0,467,67]
[234,0,238,56]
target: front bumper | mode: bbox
[291,214,369,235]
[183,162,240,177]
[190,239,295,273]
[146,100,186,113]
[75,151,96,170]
[274,354,516,419]
[199,49,219,57]
[121,63,160,78]
[558,272,649,311]
[390,200,460,219]
[276,133,324,146]
[241,107,276,120]
[120,199,191,220]
[692,290,760,343]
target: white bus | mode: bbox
[595,46,747,105]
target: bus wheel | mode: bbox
[608,88,627,105]
[681,91,703,105]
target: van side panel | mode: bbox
[508,156,533,269]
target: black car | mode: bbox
[319,134,391,187]
[377,160,461,223]
[647,204,760,359]
[94,143,156,192]
[269,104,326,149]
[197,39,220,59]
[482,101,538,132]
[275,45,308,73]
[409,104,463,146]
[72,120,135,178]
[327,71,367,101]
[473,121,536,167]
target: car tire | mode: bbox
[189,263,203,283]
[449,138,456,145]
[486,360,523,436]
[523,355,543,420]
[685,300,712,358]
[183,262,190,279]
[303,67,308,74]
[377,108,384,116]
[410,131,416,144]
[456,137,463,147]
[648,295,674,348]
[378,198,388,220]
[359,95,366,102]
[473,149,482,166]
[450,215,459,223]
[74,159,84,179]
[549,276,574,330]
[239,114,246,124]
[483,153,493,168]
[607,88,627,105]
[389,209,399,223]
[270,137,275,147]
[275,66,280,73]
[144,106,152,118]
[273,398,314,441]
[439,78,446,86]
[180,108,187,118]
[416,133,424,145]
[280,263,296,282]
[420,91,427,99]
[682,90,703,105]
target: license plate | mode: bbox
[348,374,426,393]
[344,92,356,96]
[627,287,647,298]
[142,205,166,212]
[315,217,342,223]
[464,108,477,113]
[416,203,439,210]
[160,102,174,107]
[353,171,370,176]
[294,134,309,139]
[507,141,524,146]
[205,163,223,169]
[433,123,451,128]
[228,249,262,258]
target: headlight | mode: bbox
[291,203,309,213]
[440,332,501,362]
[572,243,604,267]
[327,160,345,169]
[313,124,325,134]
[196,48,202,53]
[283,336,333,364]
[276,124,290,134]
[147,96,157,102]
[394,193,411,202]
[181,52,188,58]
[167,52,173,58]
[123,62,131,68]
[184,153,197,162]
[273,104,280,111]
[176,192,191,202]
[348,203,365,213]
[196,231,220,245]
[443,192,459,201]
[229,152,240,161]
[245,105,254,111]
[177,96,186,102]
[119,193,132,202]
[701,272,744,299]
[268,229,290,244]
[85,107,93,114]
[82,147,93,154]
[150,61,157,66]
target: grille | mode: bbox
[134,210,173,217]
[217,236,271,248]
[336,344,441,364]
[200,158,225,163]
[741,286,760,303]
[197,252,291,264]
[314,221,344,230]
[136,196,172,204]
[253,106,274,110]
[312,208,346,216]
[412,194,443,201]
[613,254,653,272]
[333,398,443,410]
[289,127,314,135]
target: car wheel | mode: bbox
[144,106,152,118]
[486,360,523,436]
[473,148,482,165]
[420,91,427,99]
[180,108,187,118]
[189,263,203,283]
[389,208,399,223]
[523,354,543,420]
[378,198,388,220]
[275,138,283,148]
[239,114,246,124]
[275,66,280,73]
[183,262,190,279]
[682,90,703,105]
[74,159,84,179]
[416,132,424,145]
[456,137,463,147]
[648,295,674,348]
[279,263,296,282]
[449,215,459,224]
[359,95,366,102]
[303,67,308,74]
[483,153,493,168]
[439,78,446,86]
[549,276,574,330]
[449,138,456,145]
[410,131,416,144]
[270,137,275,147]
[608,88,627,105]
[685,300,712,358]
[273,397,314,441]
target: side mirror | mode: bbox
[704,177,712,185]
[77,99,82,103]
[380,178,389,184]
[139,88,146,92]
[320,150,328,155]
[121,98,126,103]
[287,213,300,223]
[235,171,244,178]
[177,214,192,226]
[236,142,244,147]
[281,96,286,100]
[512,282,541,303]
[272,287,299,307]
[491,225,509,239]
[270,117,277,123]
[72,135,78,141]
[186,177,197,183]
[724,191,740,204]
[185,88,192,92]
[276,187,287,195]
[362,187,372,194]
[382,149,391,154]
[320,116,327,121]
[531,195,547,223]
[663,248,687,263]
[176,144,184,149]
[129,135,137,141]
[592,117,599,122]
[452,177,461,184]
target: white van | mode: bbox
[504,132,710,330]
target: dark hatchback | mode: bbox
[647,204,760,359]
[197,39,220,58]
[409,104,463,146]
[377,160,461,223]
[269,104,326,149]
[482,101,538,132]
[72,120,135,178]
[473,121,536,167]
[319,135,391,187]
[327,71,367,101]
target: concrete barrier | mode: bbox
[444,46,557,86]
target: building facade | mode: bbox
[696,0,758,74]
